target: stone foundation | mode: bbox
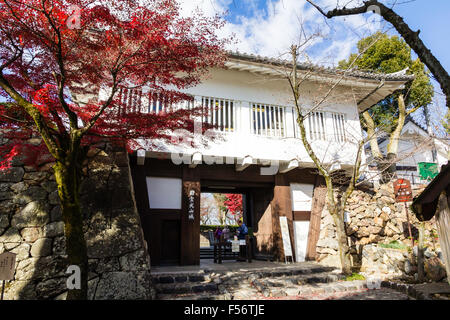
[316,183,446,281]
[360,245,409,278]
[0,134,153,299]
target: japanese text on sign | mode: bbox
[0,252,16,280]
[188,189,195,220]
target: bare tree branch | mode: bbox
[305,0,450,107]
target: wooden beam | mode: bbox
[136,149,146,166]
[279,159,299,173]
[236,156,254,172]
[181,167,201,265]
[271,174,295,262]
[306,177,327,261]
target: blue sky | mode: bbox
[180,0,449,133]
[181,0,449,66]
[392,0,450,73]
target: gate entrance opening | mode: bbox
[131,158,322,267]
[199,192,246,260]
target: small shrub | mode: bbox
[345,273,366,281]
[378,240,408,250]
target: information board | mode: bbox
[279,216,293,258]
[0,252,16,280]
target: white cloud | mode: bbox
[178,0,385,66]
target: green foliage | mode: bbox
[443,109,450,135]
[200,225,239,233]
[378,240,408,250]
[339,32,434,133]
[429,229,439,241]
[344,273,366,281]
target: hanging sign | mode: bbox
[0,252,16,280]
[279,216,293,257]
[188,189,195,221]
[393,179,413,203]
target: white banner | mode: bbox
[279,216,293,257]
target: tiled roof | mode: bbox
[227,51,415,82]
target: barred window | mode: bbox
[118,87,143,114]
[202,96,235,132]
[252,103,285,137]
[307,111,326,141]
[117,87,193,114]
[331,112,346,142]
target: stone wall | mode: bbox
[316,182,446,281]
[360,244,446,281]
[0,134,153,299]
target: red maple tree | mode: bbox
[0,0,227,299]
[224,194,243,216]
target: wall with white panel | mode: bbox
[290,183,314,262]
[112,66,367,169]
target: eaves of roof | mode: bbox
[227,51,415,83]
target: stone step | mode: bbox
[151,264,335,285]
[152,272,223,295]
[151,273,210,285]
[252,279,369,298]
[240,265,336,280]
[151,263,340,299]
[250,271,345,295]
[156,292,231,300]
[154,282,219,295]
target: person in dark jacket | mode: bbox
[236,219,248,261]
[214,226,222,243]
[236,220,248,240]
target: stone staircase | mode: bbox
[152,272,226,300]
[199,246,239,260]
[199,247,215,259]
[151,264,373,300]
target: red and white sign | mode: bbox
[393,179,413,203]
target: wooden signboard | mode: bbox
[0,252,16,300]
[188,189,195,221]
[231,240,240,253]
[393,178,413,203]
[394,178,414,247]
[279,216,293,262]
[0,252,16,281]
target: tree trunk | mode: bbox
[53,161,88,300]
[379,153,397,183]
[331,208,352,275]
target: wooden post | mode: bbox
[404,202,414,248]
[418,222,425,282]
[1,280,5,300]
[181,167,201,265]
[436,192,450,285]
[246,235,252,263]
[272,174,294,262]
